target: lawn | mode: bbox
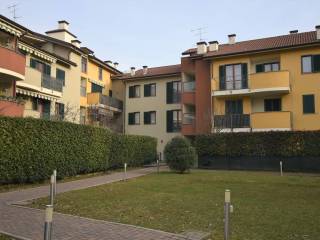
[29,170,320,240]
[0,234,15,240]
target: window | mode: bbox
[99,67,103,80]
[80,107,86,124]
[30,58,51,75]
[55,103,65,120]
[225,100,243,114]
[129,85,140,98]
[32,98,38,111]
[128,112,140,125]
[91,83,103,93]
[144,83,156,97]
[109,90,113,97]
[219,64,248,90]
[264,98,282,112]
[303,94,315,114]
[81,57,87,73]
[166,81,181,104]
[144,111,156,124]
[256,62,280,73]
[56,69,65,86]
[167,110,182,132]
[80,78,87,97]
[302,55,320,73]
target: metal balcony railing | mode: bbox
[183,81,195,92]
[214,114,250,129]
[183,113,195,125]
[41,74,63,92]
[100,94,123,110]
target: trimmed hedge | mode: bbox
[194,131,320,172]
[0,116,157,184]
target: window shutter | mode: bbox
[256,64,264,73]
[144,84,150,97]
[303,95,315,114]
[219,65,226,90]
[242,63,248,88]
[313,55,320,72]
[129,86,134,98]
[30,58,36,68]
[166,82,173,104]
[44,64,51,76]
[166,110,173,132]
[144,112,150,124]
[128,113,134,125]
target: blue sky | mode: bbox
[1,0,320,71]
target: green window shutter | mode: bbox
[219,65,226,90]
[129,86,134,98]
[30,58,36,68]
[144,112,150,124]
[166,82,173,104]
[166,110,173,132]
[128,113,134,125]
[256,64,264,73]
[313,55,320,72]
[241,63,248,88]
[56,69,65,86]
[303,95,315,114]
[144,84,151,97]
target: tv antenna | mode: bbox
[191,27,207,41]
[8,4,20,22]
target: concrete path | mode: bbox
[0,168,193,240]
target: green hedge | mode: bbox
[194,131,320,158]
[0,116,157,184]
[194,131,320,172]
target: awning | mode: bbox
[16,88,58,102]
[88,78,105,87]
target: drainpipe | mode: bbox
[122,79,126,134]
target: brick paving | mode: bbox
[0,167,193,240]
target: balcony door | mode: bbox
[226,64,242,90]
[225,100,243,115]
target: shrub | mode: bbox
[164,136,197,173]
[0,116,157,184]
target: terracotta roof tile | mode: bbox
[183,31,319,58]
[113,64,181,80]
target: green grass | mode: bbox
[0,234,16,240]
[29,170,320,240]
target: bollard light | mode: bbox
[224,189,231,240]
[50,175,54,206]
[44,205,53,240]
[53,170,57,196]
[225,189,231,203]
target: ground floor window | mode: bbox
[167,110,181,132]
[303,94,315,114]
[264,98,281,112]
[128,112,140,125]
[144,111,156,124]
[80,107,86,124]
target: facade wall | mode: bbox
[125,76,181,155]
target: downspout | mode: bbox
[122,79,126,134]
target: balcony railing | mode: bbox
[41,74,63,92]
[88,92,123,111]
[214,114,250,129]
[183,113,195,125]
[219,75,248,90]
[0,46,26,79]
[183,81,195,92]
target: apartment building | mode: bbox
[182,26,320,133]
[0,15,124,131]
[0,16,25,117]
[113,65,182,155]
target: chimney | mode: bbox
[113,62,119,68]
[208,41,219,51]
[290,30,298,34]
[316,25,320,40]
[228,34,236,44]
[58,20,69,30]
[143,66,148,75]
[130,67,136,76]
[196,41,207,54]
[71,39,81,48]
[105,60,113,66]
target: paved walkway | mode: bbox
[0,168,193,240]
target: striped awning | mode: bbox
[18,42,56,63]
[16,88,58,101]
[88,78,105,87]
[0,21,22,37]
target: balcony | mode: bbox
[214,114,250,130]
[0,96,24,117]
[182,81,196,105]
[213,75,248,97]
[42,74,63,92]
[250,71,290,94]
[182,113,196,136]
[87,92,123,112]
[251,111,292,130]
[0,46,25,81]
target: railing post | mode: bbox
[44,205,53,240]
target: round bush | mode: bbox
[164,136,197,173]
